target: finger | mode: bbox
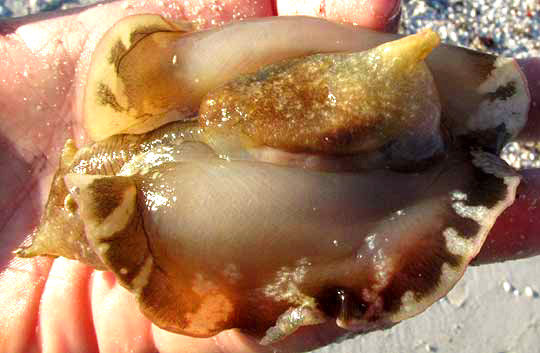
[276,0,401,32]
[0,257,52,353]
[516,58,540,142]
[40,260,98,353]
[165,320,349,353]
[473,168,540,265]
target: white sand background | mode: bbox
[1,1,539,352]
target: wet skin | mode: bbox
[0,1,539,352]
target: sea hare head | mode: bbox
[83,15,196,140]
[17,15,526,346]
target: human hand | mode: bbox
[0,1,538,352]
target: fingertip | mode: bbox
[517,57,540,82]
[276,0,401,32]
[474,169,540,265]
[325,0,401,32]
[517,58,540,141]
[212,321,348,353]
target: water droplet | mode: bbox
[524,286,538,298]
[502,281,513,292]
[425,344,438,352]
[365,234,377,250]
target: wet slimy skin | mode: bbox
[16,15,528,345]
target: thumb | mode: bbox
[276,0,401,32]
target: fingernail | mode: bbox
[383,0,402,33]
[516,58,540,141]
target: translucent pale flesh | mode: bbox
[18,16,525,346]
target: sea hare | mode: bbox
[16,15,530,345]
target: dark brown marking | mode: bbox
[464,168,508,208]
[87,176,131,221]
[379,232,461,314]
[97,83,125,112]
[486,81,517,102]
[319,121,392,154]
[461,124,512,154]
[462,48,497,80]
[108,40,127,67]
[446,211,481,239]
[97,212,149,285]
